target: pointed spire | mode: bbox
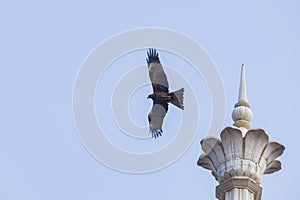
[238,64,247,104]
[235,64,250,108]
[232,64,253,129]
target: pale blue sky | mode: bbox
[1,0,299,199]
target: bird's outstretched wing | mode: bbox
[148,103,168,138]
[146,49,169,93]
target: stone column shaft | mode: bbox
[225,188,254,200]
[216,177,262,200]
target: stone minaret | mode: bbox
[197,65,285,200]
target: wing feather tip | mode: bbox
[147,48,160,64]
[150,129,163,139]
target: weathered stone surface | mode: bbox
[197,65,285,200]
[216,177,262,200]
[197,126,285,184]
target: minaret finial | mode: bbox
[232,64,253,129]
[238,64,248,105]
[198,63,285,200]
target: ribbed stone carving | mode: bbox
[197,65,285,200]
[232,106,253,123]
[197,126,285,184]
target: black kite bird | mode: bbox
[146,49,184,138]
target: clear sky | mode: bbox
[1,0,299,199]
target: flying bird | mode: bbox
[146,48,184,138]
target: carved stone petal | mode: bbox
[197,154,216,173]
[221,127,243,162]
[264,160,282,174]
[201,137,220,153]
[200,137,225,169]
[244,129,269,163]
[261,141,285,165]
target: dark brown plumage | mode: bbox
[146,49,184,138]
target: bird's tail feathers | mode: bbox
[170,88,184,110]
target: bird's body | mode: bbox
[146,49,184,138]
[148,92,171,104]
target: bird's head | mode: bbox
[147,94,154,99]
